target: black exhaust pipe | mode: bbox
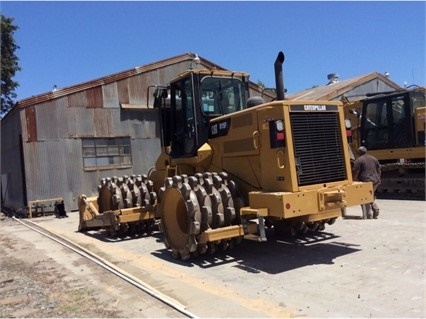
[274,51,285,100]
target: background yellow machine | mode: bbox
[79,51,373,260]
[343,87,425,199]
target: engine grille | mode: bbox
[290,112,347,186]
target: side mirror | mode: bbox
[154,87,168,99]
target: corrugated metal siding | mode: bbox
[36,97,69,140]
[23,139,83,210]
[68,91,87,108]
[36,101,57,140]
[65,108,121,138]
[1,107,26,210]
[126,62,192,106]
[55,97,71,138]
[131,137,162,174]
[102,82,119,108]
[158,63,188,83]
[140,72,160,105]
[109,109,125,137]
[92,108,112,136]
[128,74,145,105]
[20,108,28,142]
[68,107,93,137]
[1,107,22,150]
[117,78,130,104]
[131,120,157,138]
[25,106,37,142]
[65,108,124,138]
[22,107,161,211]
[1,145,25,209]
[120,109,160,138]
[86,87,103,108]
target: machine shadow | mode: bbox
[77,228,160,243]
[152,230,362,274]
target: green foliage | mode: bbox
[1,14,21,115]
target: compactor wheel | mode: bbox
[159,172,243,260]
[97,174,157,237]
[97,177,121,213]
[159,175,200,260]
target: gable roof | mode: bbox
[14,52,273,111]
[16,52,229,109]
[14,54,402,112]
[286,72,402,101]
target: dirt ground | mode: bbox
[1,198,425,318]
[0,215,183,318]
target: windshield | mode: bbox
[362,93,413,149]
[200,76,246,116]
[411,91,425,111]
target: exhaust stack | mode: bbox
[274,51,285,101]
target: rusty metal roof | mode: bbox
[15,55,398,111]
[16,52,229,109]
[286,72,402,101]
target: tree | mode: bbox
[1,14,21,116]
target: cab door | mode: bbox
[170,76,197,158]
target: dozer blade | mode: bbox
[78,195,116,232]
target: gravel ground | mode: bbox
[1,198,425,318]
[0,216,121,318]
[0,213,182,318]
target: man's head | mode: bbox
[358,146,367,155]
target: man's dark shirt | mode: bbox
[353,154,381,184]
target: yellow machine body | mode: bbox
[154,91,373,258]
[79,52,374,259]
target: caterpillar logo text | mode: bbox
[304,104,327,111]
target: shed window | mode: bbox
[82,137,132,169]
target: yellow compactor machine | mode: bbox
[79,51,374,260]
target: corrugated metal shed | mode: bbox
[286,72,402,101]
[2,52,272,212]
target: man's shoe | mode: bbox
[373,210,379,219]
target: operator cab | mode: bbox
[154,70,250,158]
[360,89,425,149]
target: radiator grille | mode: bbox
[290,112,347,186]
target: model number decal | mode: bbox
[210,118,231,138]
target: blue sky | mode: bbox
[2,1,425,101]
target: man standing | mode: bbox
[352,146,381,219]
